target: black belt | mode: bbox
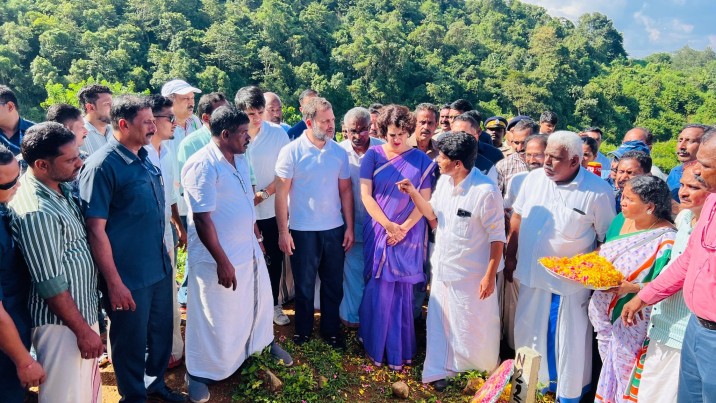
[697,316,716,331]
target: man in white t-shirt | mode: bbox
[275,97,354,348]
[505,131,615,402]
[235,86,291,326]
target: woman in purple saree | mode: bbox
[358,105,435,370]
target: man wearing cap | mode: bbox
[0,86,34,156]
[622,127,667,180]
[484,116,509,152]
[161,80,203,148]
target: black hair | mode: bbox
[539,111,558,125]
[449,99,473,114]
[209,106,250,137]
[581,136,598,156]
[298,89,319,104]
[525,134,548,149]
[234,86,265,111]
[21,122,77,166]
[0,145,14,165]
[368,103,383,114]
[437,131,479,171]
[46,103,83,126]
[77,84,112,113]
[111,95,150,130]
[0,85,18,111]
[620,150,652,173]
[464,110,482,126]
[453,113,479,131]
[626,175,674,223]
[376,105,415,137]
[146,94,173,115]
[197,92,227,118]
[583,127,603,139]
[414,103,439,121]
[513,119,538,134]
[440,104,451,111]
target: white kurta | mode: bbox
[512,168,615,401]
[422,169,505,383]
[182,141,273,380]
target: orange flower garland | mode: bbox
[540,252,623,289]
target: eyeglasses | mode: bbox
[154,115,176,123]
[0,174,19,190]
[701,204,716,251]
[344,129,369,136]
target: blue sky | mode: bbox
[521,0,716,58]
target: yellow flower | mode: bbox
[540,252,623,289]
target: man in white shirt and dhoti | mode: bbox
[181,106,291,403]
[505,131,615,402]
[398,132,505,391]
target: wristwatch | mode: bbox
[259,189,270,200]
[257,235,264,243]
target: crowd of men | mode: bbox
[0,80,714,403]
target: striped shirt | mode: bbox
[647,209,693,349]
[10,172,98,327]
[80,119,113,156]
[496,151,528,195]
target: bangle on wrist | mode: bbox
[256,236,264,243]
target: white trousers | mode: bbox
[33,323,102,403]
[164,223,184,361]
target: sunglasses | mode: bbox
[154,114,176,123]
[0,174,19,190]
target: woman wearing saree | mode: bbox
[588,175,676,403]
[358,105,435,370]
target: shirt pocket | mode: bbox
[553,204,590,240]
[450,214,471,238]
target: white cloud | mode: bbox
[671,19,694,34]
[633,11,661,42]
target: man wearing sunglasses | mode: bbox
[0,86,34,156]
[623,127,716,402]
[145,95,187,371]
[0,144,45,402]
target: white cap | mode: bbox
[160,79,202,97]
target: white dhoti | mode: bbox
[422,276,500,383]
[339,242,364,326]
[164,223,184,362]
[33,323,102,403]
[185,257,274,381]
[637,340,681,402]
[514,285,592,402]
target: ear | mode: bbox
[118,118,129,130]
[33,159,50,173]
[201,113,211,124]
[84,103,95,112]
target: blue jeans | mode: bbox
[290,226,345,338]
[678,315,716,403]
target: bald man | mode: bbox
[622,127,667,180]
[263,92,292,133]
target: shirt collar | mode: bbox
[24,170,73,201]
[108,136,146,165]
[553,166,585,188]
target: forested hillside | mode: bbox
[1,0,714,145]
